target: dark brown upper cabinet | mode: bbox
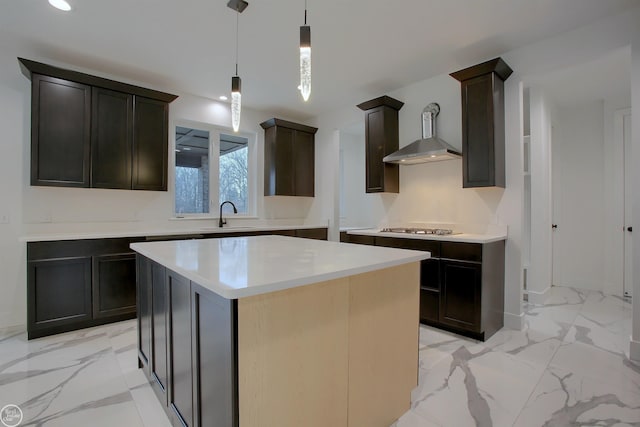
[357,96,404,193]
[133,97,169,191]
[30,74,91,187]
[261,118,317,197]
[450,58,512,188]
[19,58,177,191]
[91,87,133,189]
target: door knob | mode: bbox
[628,226,633,232]
[552,224,558,229]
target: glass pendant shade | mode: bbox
[231,76,241,132]
[299,25,311,101]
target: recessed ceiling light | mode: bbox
[48,0,72,11]
[219,95,228,101]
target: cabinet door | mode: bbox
[167,270,193,427]
[133,96,168,191]
[92,253,137,319]
[151,262,169,406]
[274,126,295,196]
[91,88,133,189]
[27,256,92,336]
[294,130,314,196]
[191,284,238,427]
[439,260,482,333]
[31,74,91,187]
[461,73,495,188]
[364,107,385,192]
[137,256,152,370]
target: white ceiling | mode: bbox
[1,0,637,121]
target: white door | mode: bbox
[623,110,633,297]
[551,104,607,291]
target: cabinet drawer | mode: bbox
[375,237,440,256]
[440,242,482,262]
[346,234,375,245]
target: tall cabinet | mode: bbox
[357,96,404,193]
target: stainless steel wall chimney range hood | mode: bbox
[383,103,461,165]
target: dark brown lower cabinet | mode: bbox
[28,256,92,333]
[295,227,328,240]
[92,253,137,319]
[439,259,482,332]
[27,238,139,339]
[343,233,505,341]
[137,255,239,427]
[28,228,327,340]
[419,258,441,324]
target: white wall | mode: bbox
[630,22,640,362]
[551,101,605,291]
[0,39,26,328]
[524,88,553,303]
[338,132,371,228]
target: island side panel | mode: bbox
[237,278,350,427]
[191,282,238,427]
[347,262,420,426]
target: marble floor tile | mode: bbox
[0,325,149,427]
[515,365,640,427]
[550,340,640,395]
[579,291,633,326]
[419,326,486,371]
[564,313,630,357]
[411,346,544,427]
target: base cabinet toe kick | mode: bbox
[135,252,421,427]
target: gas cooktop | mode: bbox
[379,227,455,236]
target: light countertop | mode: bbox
[347,228,507,244]
[21,223,327,242]
[130,235,429,299]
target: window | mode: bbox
[219,134,248,214]
[174,122,254,216]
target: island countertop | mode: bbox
[130,235,429,299]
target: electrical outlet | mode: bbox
[0,214,9,224]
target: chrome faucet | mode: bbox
[219,201,238,227]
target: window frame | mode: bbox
[172,119,257,218]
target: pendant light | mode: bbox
[227,0,248,132]
[299,0,311,101]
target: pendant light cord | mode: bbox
[304,0,307,25]
[235,11,239,76]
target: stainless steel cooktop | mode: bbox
[379,227,454,235]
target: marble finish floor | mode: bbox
[0,286,636,426]
[395,286,639,427]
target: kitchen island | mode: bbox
[131,235,429,427]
